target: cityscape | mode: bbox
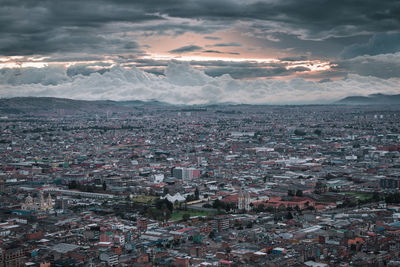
[0,100,400,266]
[2,0,400,266]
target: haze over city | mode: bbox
[1,0,400,104]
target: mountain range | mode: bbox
[0,93,399,115]
[336,93,400,105]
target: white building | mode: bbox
[100,253,119,266]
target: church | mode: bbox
[22,191,53,212]
[238,189,251,211]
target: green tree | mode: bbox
[213,199,222,209]
[163,187,169,196]
[102,181,107,191]
[257,204,265,212]
[295,190,303,197]
[155,198,173,212]
[294,129,306,136]
[209,231,216,239]
[182,213,190,221]
[266,206,275,213]
[372,192,381,202]
[314,129,322,136]
[68,180,77,189]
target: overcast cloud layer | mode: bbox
[1,0,400,103]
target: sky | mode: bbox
[0,0,399,104]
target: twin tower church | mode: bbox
[238,188,251,211]
[22,191,53,212]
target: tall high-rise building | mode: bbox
[172,167,200,181]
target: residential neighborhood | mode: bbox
[0,103,400,266]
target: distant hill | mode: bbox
[2,94,400,115]
[0,97,125,115]
[117,99,171,108]
[0,97,171,115]
[337,93,400,105]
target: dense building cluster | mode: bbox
[1,104,400,266]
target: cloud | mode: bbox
[0,66,70,86]
[335,52,400,78]
[204,36,221,40]
[0,1,158,55]
[169,45,203,54]
[66,63,112,77]
[2,0,400,63]
[279,56,309,62]
[341,33,400,59]
[318,78,332,83]
[202,50,240,55]
[213,42,243,47]
[205,67,287,79]
[204,65,311,79]
[152,0,400,40]
[203,50,224,54]
[0,62,398,104]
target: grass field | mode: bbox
[131,195,158,203]
[343,192,373,201]
[170,209,216,221]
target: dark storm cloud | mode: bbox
[340,33,400,59]
[0,0,161,55]
[0,25,143,55]
[326,33,400,78]
[169,45,203,54]
[254,32,372,58]
[140,0,400,39]
[203,50,224,54]
[129,22,225,37]
[4,0,400,56]
[213,42,243,47]
[42,55,108,63]
[279,56,309,62]
[124,42,140,49]
[334,54,400,79]
[203,50,240,55]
